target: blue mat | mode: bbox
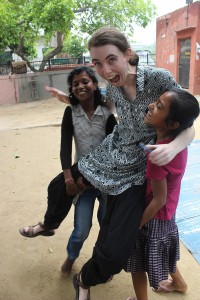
[176,139,200,264]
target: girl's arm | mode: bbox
[63,168,79,196]
[140,178,167,228]
[104,97,116,114]
[147,126,195,166]
[45,85,70,104]
[60,107,79,195]
[105,114,118,135]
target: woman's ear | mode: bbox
[125,48,132,61]
[126,48,137,74]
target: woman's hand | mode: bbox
[45,85,69,104]
[147,143,177,166]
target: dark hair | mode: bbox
[67,66,104,107]
[88,26,139,66]
[166,88,199,136]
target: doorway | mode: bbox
[179,38,191,88]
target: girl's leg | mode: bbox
[159,267,187,292]
[170,267,188,291]
[131,272,148,300]
[62,189,99,275]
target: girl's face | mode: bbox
[71,71,97,103]
[144,91,172,130]
[90,45,131,87]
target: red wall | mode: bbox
[0,75,18,105]
[156,1,200,95]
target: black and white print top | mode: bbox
[78,66,181,195]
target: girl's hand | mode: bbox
[65,181,79,196]
[45,85,69,104]
[76,176,93,192]
[147,143,177,166]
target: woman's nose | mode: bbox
[102,64,112,76]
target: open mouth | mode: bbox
[107,74,120,85]
[144,111,152,122]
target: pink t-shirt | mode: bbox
[145,139,188,220]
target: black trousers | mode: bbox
[43,163,89,230]
[81,182,146,286]
[43,172,73,229]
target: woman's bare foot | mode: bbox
[24,224,44,234]
[79,286,89,300]
[73,273,90,300]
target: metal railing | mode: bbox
[0,54,156,76]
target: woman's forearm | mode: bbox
[169,125,195,151]
[148,126,195,166]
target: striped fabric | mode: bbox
[125,215,180,289]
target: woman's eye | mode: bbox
[93,61,101,67]
[108,57,116,64]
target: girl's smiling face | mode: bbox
[144,91,173,132]
[72,71,97,103]
[90,44,131,87]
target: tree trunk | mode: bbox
[14,32,64,73]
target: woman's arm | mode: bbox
[139,178,167,228]
[45,85,70,104]
[147,126,195,166]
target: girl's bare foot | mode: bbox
[61,257,75,276]
[157,279,187,293]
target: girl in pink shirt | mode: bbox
[125,88,199,300]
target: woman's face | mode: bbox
[144,91,172,130]
[90,44,130,87]
[71,71,97,103]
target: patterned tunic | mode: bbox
[78,66,180,195]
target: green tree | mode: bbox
[0,0,156,72]
[61,36,87,58]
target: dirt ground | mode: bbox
[0,98,200,300]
